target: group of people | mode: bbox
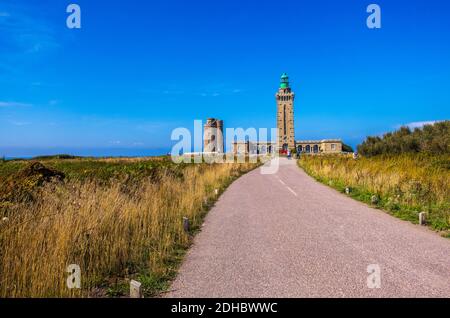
[282,148,359,160]
[287,149,359,160]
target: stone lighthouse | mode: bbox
[276,73,295,152]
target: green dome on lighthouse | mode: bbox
[280,73,289,88]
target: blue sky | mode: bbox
[0,0,449,157]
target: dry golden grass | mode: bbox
[0,161,256,297]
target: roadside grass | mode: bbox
[0,156,259,297]
[298,154,450,237]
[0,155,177,183]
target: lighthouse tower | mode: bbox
[276,73,295,152]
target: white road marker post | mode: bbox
[371,195,379,205]
[419,212,427,226]
[130,280,142,298]
[183,217,190,233]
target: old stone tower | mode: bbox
[203,118,224,153]
[276,73,295,151]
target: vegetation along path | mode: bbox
[166,158,450,297]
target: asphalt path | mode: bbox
[166,158,450,297]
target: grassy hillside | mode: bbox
[0,156,258,297]
[299,153,450,237]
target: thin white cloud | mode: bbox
[162,90,184,95]
[0,4,59,58]
[10,120,30,126]
[199,86,243,97]
[0,101,32,107]
[199,92,221,97]
[136,122,168,132]
[400,120,441,129]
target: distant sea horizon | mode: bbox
[1,147,171,160]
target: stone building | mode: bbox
[295,139,343,154]
[276,73,296,152]
[227,73,344,156]
[231,141,276,155]
[203,118,224,153]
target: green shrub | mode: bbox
[358,121,450,157]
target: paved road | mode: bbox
[166,158,450,298]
